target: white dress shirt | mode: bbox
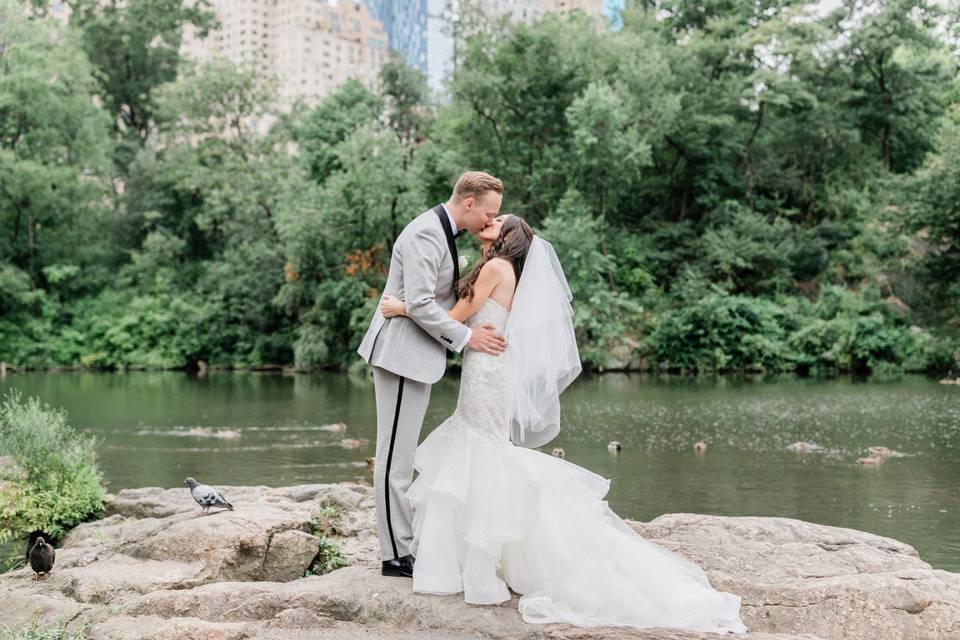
[440,203,472,353]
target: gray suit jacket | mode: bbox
[357,207,470,384]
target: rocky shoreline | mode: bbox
[0,482,957,639]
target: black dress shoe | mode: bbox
[381,554,415,578]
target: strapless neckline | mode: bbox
[485,297,510,312]
[466,297,510,333]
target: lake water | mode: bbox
[1,371,958,572]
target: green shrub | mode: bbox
[305,501,348,576]
[648,282,947,374]
[0,392,106,547]
[788,287,928,374]
[700,202,795,296]
[650,291,793,372]
[304,536,348,576]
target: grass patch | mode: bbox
[305,498,349,576]
[0,615,87,640]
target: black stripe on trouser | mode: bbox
[384,376,405,560]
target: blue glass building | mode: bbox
[364,0,452,92]
[364,0,427,71]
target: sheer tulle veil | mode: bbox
[506,236,582,448]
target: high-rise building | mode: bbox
[181,0,390,106]
[364,0,605,94]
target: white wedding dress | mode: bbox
[406,298,748,633]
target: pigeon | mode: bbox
[28,536,55,581]
[184,477,234,514]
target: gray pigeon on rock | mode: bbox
[184,477,234,514]
[28,536,55,581]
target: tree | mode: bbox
[566,81,650,283]
[900,104,960,322]
[446,13,603,221]
[833,0,952,173]
[119,59,309,366]
[540,189,640,367]
[64,0,216,169]
[297,79,382,183]
[0,0,112,295]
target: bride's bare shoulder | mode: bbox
[481,257,515,281]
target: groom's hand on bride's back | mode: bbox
[469,323,507,355]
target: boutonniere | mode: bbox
[458,255,469,269]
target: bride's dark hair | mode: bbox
[458,214,534,300]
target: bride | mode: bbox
[378,214,747,634]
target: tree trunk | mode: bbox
[27,213,36,292]
[387,194,399,255]
[598,188,616,289]
[882,123,892,171]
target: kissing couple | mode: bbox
[357,171,747,633]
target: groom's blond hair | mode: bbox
[451,171,503,202]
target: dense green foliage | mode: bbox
[0,391,106,546]
[0,0,958,375]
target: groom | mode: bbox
[357,171,508,578]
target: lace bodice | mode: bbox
[455,298,512,441]
[465,297,509,342]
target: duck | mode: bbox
[27,536,55,581]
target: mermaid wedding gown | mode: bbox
[406,298,747,633]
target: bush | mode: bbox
[788,287,928,374]
[0,392,106,547]
[700,202,795,295]
[305,501,349,576]
[649,291,793,372]
[649,285,940,374]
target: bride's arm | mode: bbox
[447,259,511,321]
[380,259,511,321]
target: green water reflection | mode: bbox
[1,371,957,571]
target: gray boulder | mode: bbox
[0,482,956,640]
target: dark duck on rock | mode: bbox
[28,536,55,581]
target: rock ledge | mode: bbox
[0,483,957,639]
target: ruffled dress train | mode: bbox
[405,299,747,633]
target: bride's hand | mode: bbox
[380,294,406,318]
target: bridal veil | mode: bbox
[506,236,581,449]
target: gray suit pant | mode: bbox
[372,365,432,561]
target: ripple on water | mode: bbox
[1,372,957,572]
